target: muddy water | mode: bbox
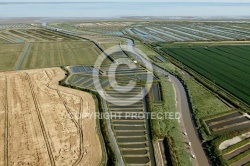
[127,38,210,165]
[125,157,150,164]
[171,74,209,166]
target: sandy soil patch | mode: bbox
[0,67,102,166]
[219,132,250,150]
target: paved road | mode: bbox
[126,39,210,166]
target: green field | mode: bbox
[0,41,110,71]
[161,45,250,106]
[20,41,106,69]
[0,43,24,71]
[136,44,160,61]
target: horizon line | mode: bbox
[1,1,250,3]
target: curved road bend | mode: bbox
[126,39,210,166]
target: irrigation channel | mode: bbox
[126,39,210,166]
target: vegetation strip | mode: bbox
[228,149,250,165]
[223,137,250,155]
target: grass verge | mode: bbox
[228,149,250,165]
[149,76,192,166]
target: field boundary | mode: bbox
[16,43,30,70]
[42,26,115,63]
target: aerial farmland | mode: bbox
[0,15,250,166]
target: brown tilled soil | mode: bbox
[0,67,102,166]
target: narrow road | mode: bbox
[126,39,210,166]
[16,43,30,70]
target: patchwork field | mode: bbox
[0,41,104,71]
[66,59,156,165]
[81,35,127,49]
[0,67,102,166]
[0,43,25,71]
[1,21,249,166]
[75,21,134,35]
[21,41,103,69]
[0,33,15,43]
[67,63,153,91]
[0,24,31,29]
[107,85,153,165]
[161,45,250,106]
[219,132,250,165]
[205,112,250,135]
[0,28,80,43]
[126,23,250,42]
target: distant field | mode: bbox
[0,33,21,43]
[82,35,127,49]
[0,34,13,44]
[126,23,250,43]
[0,39,6,44]
[0,41,108,71]
[0,44,24,71]
[135,44,162,61]
[20,41,105,69]
[53,21,134,35]
[161,45,250,106]
[0,28,80,43]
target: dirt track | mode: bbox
[0,67,102,166]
